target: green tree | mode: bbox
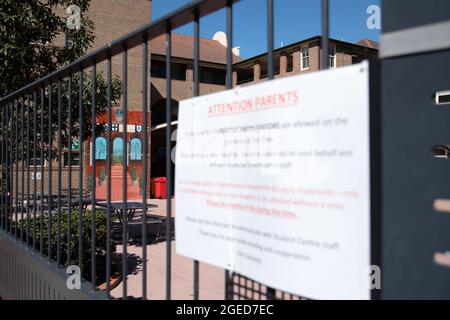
[0,0,94,96]
[0,0,121,158]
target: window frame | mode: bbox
[63,151,81,167]
[328,45,337,68]
[301,45,310,70]
[130,137,142,161]
[28,158,46,167]
[94,136,107,160]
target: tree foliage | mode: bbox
[0,0,95,97]
[13,73,121,161]
[0,0,122,157]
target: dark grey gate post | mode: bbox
[380,0,450,299]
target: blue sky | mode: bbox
[153,0,381,59]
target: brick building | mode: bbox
[22,1,378,201]
[233,36,378,86]
[32,0,239,200]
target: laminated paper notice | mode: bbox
[175,61,371,300]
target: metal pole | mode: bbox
[193,8,200,301]
[142,35,149,300]
[91,63,97,289]
[67,75,72,266]
[57,80,62,266]
[321,0,329,69]
[165,27,173,301]
[225,0,233,300]
[106,53,112,298]
[78,70,84,276]
[122,47,129,300]
[47,85,52,261]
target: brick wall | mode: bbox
[234,37,377,86]
[86,0,152,110]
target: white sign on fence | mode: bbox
[175,61,371,300]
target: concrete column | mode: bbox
[186,64,194,82]
[292,51,301,72]
[310,45,320,71]
[280,54,288,76]
[253,62,261,81]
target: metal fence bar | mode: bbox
[267,0,274,80]
[91,63,97,290]
[7,101,11,234]
[142,35,149,300]
[165,27,172,301]
[26,94,30,247]
[3,104,5,230]
[321,0,329,69]
[67,76,72,266]
[21,97,24,243]
[193,8,200,301]
[225,0,233,300]
[57,79,62,266]
[78,70,84,277]
[3,103,6,231]
[106,53,112,298]
[32,92,37,251]
[122,47,129,300]
[265,0,276,301]
[5,102,9,233]
[40,88,44,256]
[1,103,4,230]
[15,99,18,240]
[47,84,52,261]
[9,102,12,235]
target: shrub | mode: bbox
[21,209,116,285]
[98,167,106,184]
[131,168,138,181]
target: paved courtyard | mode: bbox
[111,199,225,300]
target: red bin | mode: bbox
[154,177,167,199]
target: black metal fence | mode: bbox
[0,0,332,300]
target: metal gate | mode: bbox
[0,0,317,300]
[1,0,449,300]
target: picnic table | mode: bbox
[60,197,106,210]
[97,201,157,223]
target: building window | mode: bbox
[301,46,309,70]
[352,55,364,64]
[260,64,268,79]
[151,59,187,81]
[113,137,124,165]
[130,138,142,161]
[328,46,336,68]
[236,67,254,85]
[63,152,80,167]
[286,53,293,72]
[200,67,226,85]
[274,55,281,75]
[29,158,45,167]
[95,137,107,160]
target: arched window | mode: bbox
[130,138,142,160]
[95,137,107,160]
[113,137,124,164]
